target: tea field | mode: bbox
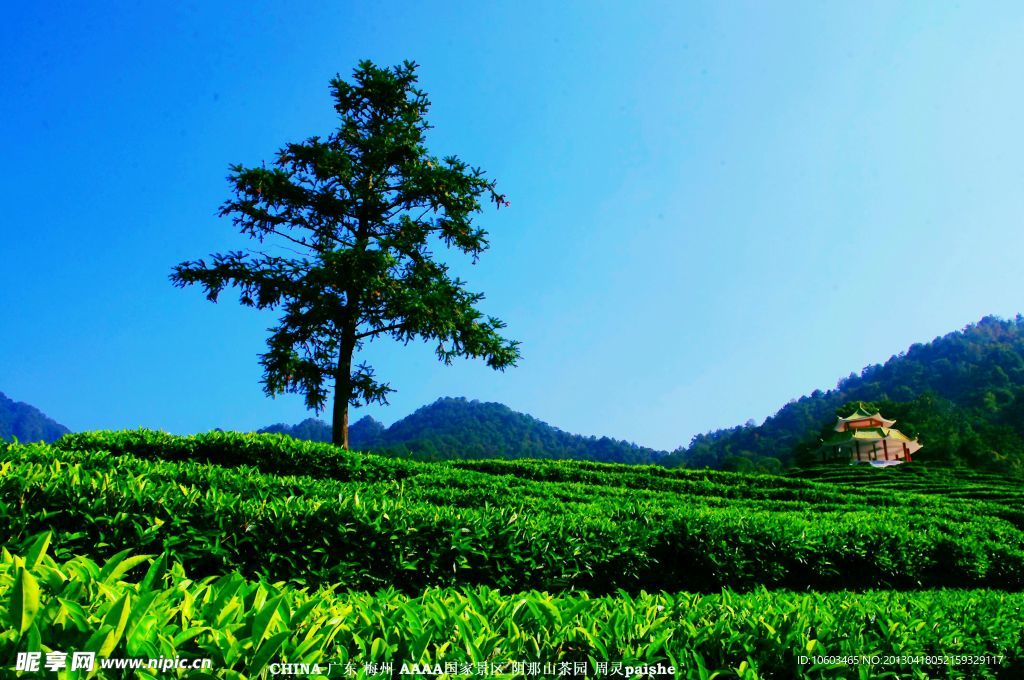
[2,431,1022,678]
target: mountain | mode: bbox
[0,391,70,443]
[668,315,1024,474]
[260,397,667,464]
[259,418,332,442]
[258,415,384,449]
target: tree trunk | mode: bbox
[336,209,369,450]
[331,328,356,449]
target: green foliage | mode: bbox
[0,433,1019,594]
[170,60,519,446]
[673,315,1024,473]
[792,459,1024,502]
[0,539,1021,679]
[55,429,417,482]
[4,432,1024,676]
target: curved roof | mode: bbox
[840,404,876,420]
[834,403,896,430]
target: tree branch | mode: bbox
[355,322,404,340]
[267,227,322,253]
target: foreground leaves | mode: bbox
[0,539,1021,678]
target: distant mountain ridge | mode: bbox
[0,391,70,443]
[260,397,668,464]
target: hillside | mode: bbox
[0,390,69,443]
[261,396,668,464]
[669,315,1024,474]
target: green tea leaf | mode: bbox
[10,567,41,636]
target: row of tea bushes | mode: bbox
[50,430,1024,529]
[54,431,1024,526]
[790,463,1024,526]
[1,536,1022,679]
[3,442,1024,592]
[25,439,1001,526]
[53,429,417,482]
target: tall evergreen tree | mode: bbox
[172,61,520,447]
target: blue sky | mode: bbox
[3,2,1024,450]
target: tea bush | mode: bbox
[3,439,1023,593]
[1,536,1021,679]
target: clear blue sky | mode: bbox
[3,2,1024,450]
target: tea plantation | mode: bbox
[2,431,1023,677]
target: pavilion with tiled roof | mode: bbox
[818,404,921,466]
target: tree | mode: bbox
[171,60,521,448]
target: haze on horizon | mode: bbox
[3,2,1024,450]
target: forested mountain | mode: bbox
[260,397,667,463]
[667,315,1024,474]
[0,391,70,443]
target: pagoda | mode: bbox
[818,404,921,467]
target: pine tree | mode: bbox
[172,60,520,447]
